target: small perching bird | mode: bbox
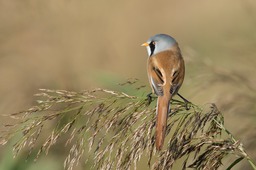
[142,34,185,150]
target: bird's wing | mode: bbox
[170,61,185,95]
[148,66,164,96]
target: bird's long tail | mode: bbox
[156,94,171,150]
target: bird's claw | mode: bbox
[146,92,153,106]
[177,93,191,110]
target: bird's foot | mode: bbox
[177,93,191,110]
[146,92,153,106]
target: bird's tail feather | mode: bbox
[156,95,171,150]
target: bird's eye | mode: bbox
[151,41,156,45]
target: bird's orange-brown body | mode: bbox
[147,46,185,150]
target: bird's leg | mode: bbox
[177,93,190,110]
[146,92,153,105]
[168,106,171,114]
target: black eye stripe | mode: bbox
[149,41,155,56]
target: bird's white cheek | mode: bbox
[146,46,151,56]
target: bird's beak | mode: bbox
[141,42,149,47]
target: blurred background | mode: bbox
[0,0,256,169]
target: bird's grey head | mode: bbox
[142,34,177,57]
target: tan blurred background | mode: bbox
[0,0,256,169]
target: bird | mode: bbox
[141,34,185,150]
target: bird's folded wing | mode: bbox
[149,67,164,96]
